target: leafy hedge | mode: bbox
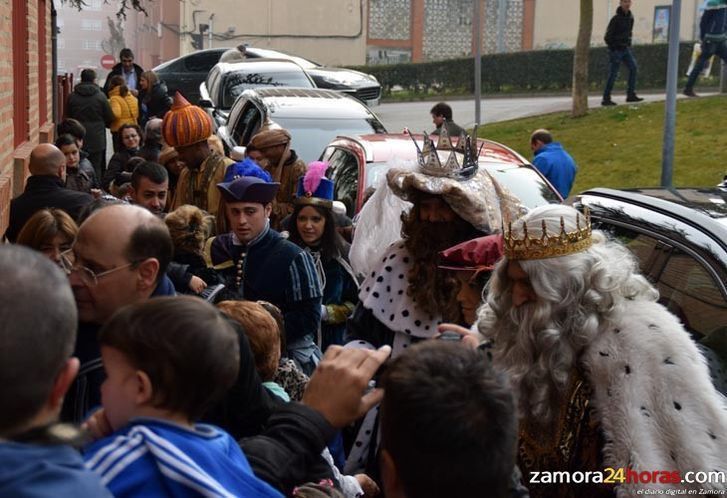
[350,43,696,96]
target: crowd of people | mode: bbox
[1,40,726,498]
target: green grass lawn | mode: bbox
[478,95,727,193]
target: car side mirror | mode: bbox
[198,99,213,108]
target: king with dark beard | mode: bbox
[343,130,525,477]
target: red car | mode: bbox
[320,133,563,217]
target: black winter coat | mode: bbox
[102,62,144,95]
[604,7,634,50]
[66,83,113,153]
[103,147,141,190]
[4,175,93,242]
[139,81,172,125]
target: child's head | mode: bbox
[98,296,239,430]
[217,300,281,381]
[164,204,215,256]
[55,134,80,169]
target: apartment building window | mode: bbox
[82,40,102,50]
[84,0,102,11]
[81,19,102,31]
[12,0,29,147]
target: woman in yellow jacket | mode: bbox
[107,75,139,152]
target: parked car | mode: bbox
[320,133,563,218]
[243,47,381,107]
[570,187,727,352]
[217,88,387,163]
[199,59,316,130]
[153,48,226,103]
[153,46,382,107]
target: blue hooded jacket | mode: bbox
[532,142,577,198]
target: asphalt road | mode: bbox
[373,91,718,134]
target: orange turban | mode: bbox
[162,92,213,148]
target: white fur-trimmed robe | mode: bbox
[582,299,727,495]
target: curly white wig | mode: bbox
[476,204,658,423]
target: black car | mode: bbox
[243,47,381,107]
[153,47,381,106]
[570,187,727,389]
[153,48,226,103]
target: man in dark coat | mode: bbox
[602,0,644,106]
[4,144,93,242]
[102,47,144,96]
[66,69,113,179]
[684,0,727,97]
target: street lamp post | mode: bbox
[474,0,481,125]
[661,0,681,188]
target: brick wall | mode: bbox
[0,0,54,238]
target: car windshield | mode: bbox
[249,48,319,69]
[223,71,313,108]
[486,164,562,206]
[275,117,386,163]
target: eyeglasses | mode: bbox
[59,249,140,287]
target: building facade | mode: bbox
[57,0,180,84]
[0,0,54,237]
[532,0,702,50]
[367,0,535,64]
[175,0,367,67]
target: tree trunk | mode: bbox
[572,0,593,117]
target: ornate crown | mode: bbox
[504,209,592,261]
[407,123,480,180]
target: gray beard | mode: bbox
[487,300,576,425]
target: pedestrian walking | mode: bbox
[602,0,644,106]
[684,0,727,97]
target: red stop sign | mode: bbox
[100,54,116,70]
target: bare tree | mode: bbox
[60,0,147,19]
[101,17,126,56]
[572,0,593,117]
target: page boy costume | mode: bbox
[208,176,323,375]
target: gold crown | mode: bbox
[504,209,592,261]
[407,124,480,180]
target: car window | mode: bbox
[657,248,727,341]
[185,51,222,72]
[222,70,313,109]
[232,103,262,145]
[485,165,561,208]
[273,117,384,164]
[326,148,359,217]
[595,223,727,341]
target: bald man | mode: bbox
[4,143,93,242]
[60,204,175,422]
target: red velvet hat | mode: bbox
[438,234,504,273]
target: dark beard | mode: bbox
[401,211,480,321]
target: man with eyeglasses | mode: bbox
[60,204,175,423]
[103,48,144,97]
[4,144,93,243]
